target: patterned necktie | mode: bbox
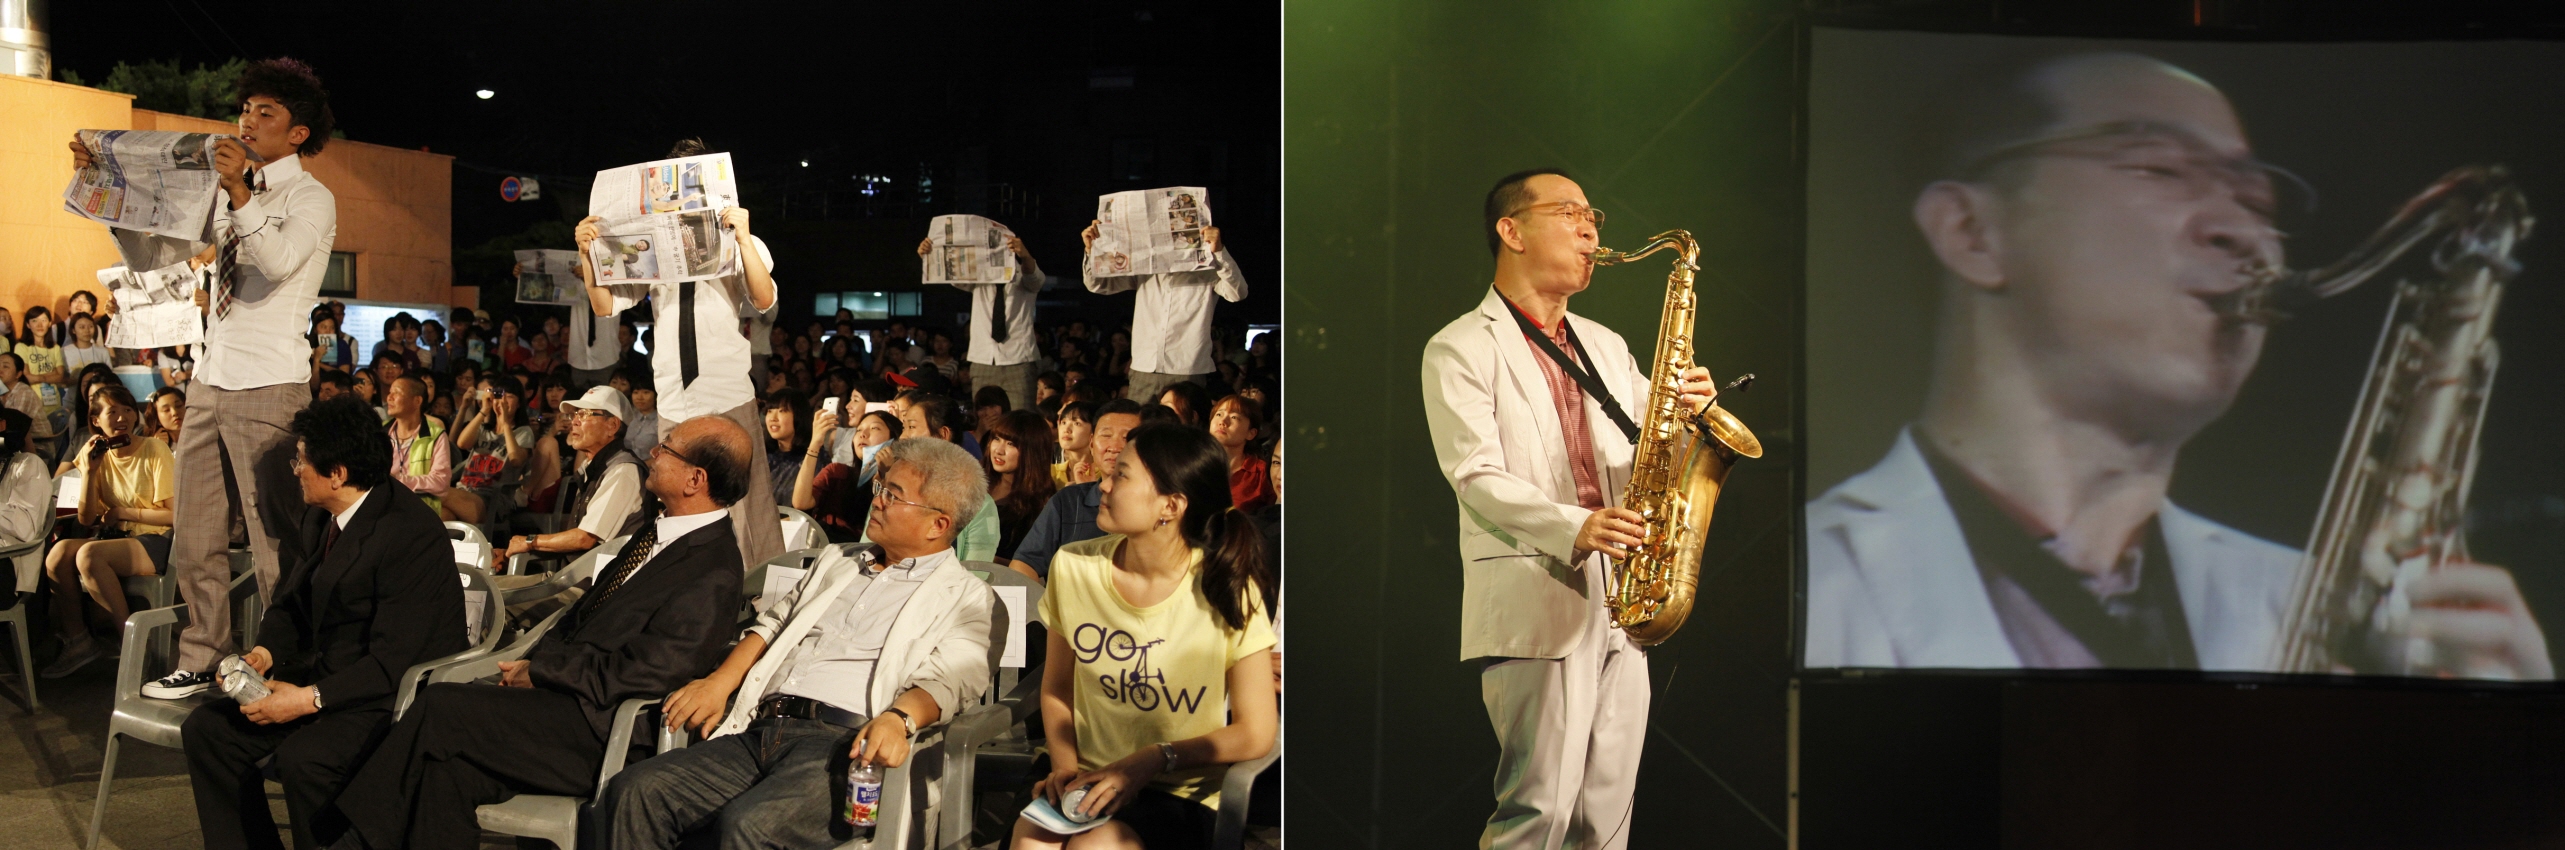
[212,169,266,320]
[583,519,659,611]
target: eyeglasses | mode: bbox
[872,487,945,515]
[1504,201,1605,227]
[1959,120,2315,230]
[648,442,702,469]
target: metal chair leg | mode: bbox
[5,609,35,711]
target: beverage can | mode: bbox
[217,654,270,705]
[845,762,881,827]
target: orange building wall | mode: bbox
[0,73,462,319]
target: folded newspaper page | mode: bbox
[95,262,206,349]
[586,153,742,286]
[922,215,1018,284]
[513,249,586,306]
[1087,187,1215,277]
[62,130,241,241]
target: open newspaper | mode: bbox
[585,153,741,286]
[921,215,1018,284]
[62,130,243,241]
[1087,186,1214,277]
[95,262,206,349]
[513,249,586,306]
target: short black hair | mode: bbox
[295,396,390,489]
[1095,397,1146,424]
[236,58,334,157]
[896,390,955,437]
[0,407,29,458]
[1139,403,1182,426]
[668,138,711,158]
[314,369,354,391]
[972,384,1012,412]
[1485,167,1573,257]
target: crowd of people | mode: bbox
[29,57,1281,850]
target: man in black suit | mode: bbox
[332,414,753,850]
[182,396,472,850]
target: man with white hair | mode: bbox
[599,436,998,849]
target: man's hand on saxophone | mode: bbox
[1575,507,1648,563]
[1675,365,1718,417]
[2397,561,2554,680]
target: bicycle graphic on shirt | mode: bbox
[1072,622,1212,714]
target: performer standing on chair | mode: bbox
[1420,169,1719,850]
[68,59,336,700]
[575,138,786,571]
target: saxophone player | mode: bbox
[1805,52,2551,678]
[1420,169,1721,850]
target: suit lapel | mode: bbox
[581,520,728,621]
[1479,292,1569,498]
[311,487,400,613]
[1831,431,2018,667]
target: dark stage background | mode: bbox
[1292,1,2565,848]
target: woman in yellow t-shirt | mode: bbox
[1015,423,1276,850]
[38,384,176,678]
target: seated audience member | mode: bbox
[1008,399,1144,581]
[179,396,470,850]
[1253,440,1281,602]
[794,408,900,543]
[384,377,452,513]
[1210,395,1275,513]
[350,369,381,418]
[761,392,809,512]
[1138,403,1182,428]
[40,385,175,677]
[333,415,753,850]
[312,369,355,403]
[0,354,49,458]
[1034,370,1065,413]
[310,309,355,375]
[624,382,662,460]
[1053,400,1101,487]
[1157,381,1211,430]
[1012,422,1276,850]
[0,410,49,609]
[866,395,999,563]
[985,409,1060,563]
[599,437,997,849]
[505,386,647,564]
[147,386,186,444]
[157,345,195,388]
[969,385,1011,445]
[440,375,532,527]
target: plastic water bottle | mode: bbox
[844,761,881,828]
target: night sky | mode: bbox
[47,0,1282,329]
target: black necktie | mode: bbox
[991,281,1010,344]
[320,521,341,560]
[678,282,699,387]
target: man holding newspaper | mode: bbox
[574,139,789,570]
[61,58,338,701]
[1080,187,1248,404]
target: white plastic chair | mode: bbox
[778,505,823,552]
[87,570,256,850]
[934,562,1045,850]
[0,468,53,711]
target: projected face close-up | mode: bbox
[1805,30,2565,681]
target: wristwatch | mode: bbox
[311,686,325,711]
[1157,741,1178,773]
[884,707,915,737]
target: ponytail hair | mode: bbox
[1125,421,1268,631]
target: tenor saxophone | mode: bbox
[1590,230,1763,646]
[2218,166,2534,675]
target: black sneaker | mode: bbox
[143,669,217,700]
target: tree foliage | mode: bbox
[62,58,247,119]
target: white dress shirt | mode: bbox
[566,299,620,372]
[332,487,374,530]
[762,546,946,713]
[1082,247,1246,375]
[610,236,776,422]
[108,153,336,391]
[954,257,1047,367]
[626,508,730,581]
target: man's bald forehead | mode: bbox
[675,414,750,454]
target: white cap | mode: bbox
[561,385,633,423]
